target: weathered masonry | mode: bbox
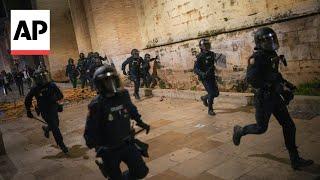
[37,0,319,90]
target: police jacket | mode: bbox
[194,51,216,81]
[84,89,142,149]
[122,56,143,76]
[25,82,63,113]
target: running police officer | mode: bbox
[233,27,313,170]
[194,39,219,116]
[122,49,143,99]
[25,70,68,154]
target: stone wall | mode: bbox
[41,0,320,88]
[136,0,320,48]
[82,0,143,56]
[36,0,79,81]
[68,0,92,54]
[134,14,320,91]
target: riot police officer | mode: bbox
[77,53,88,89]
[25,70,68,154]
[84,65,150,179]
[66,58,79,88]
[141,54,158,88]
[122,49,143,99]
[88,53,103,90]
[194,39,219,116]
[233,27,313,170]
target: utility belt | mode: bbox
[97,137,149,158]
[255,83,294,105]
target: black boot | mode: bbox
[42,126,50,138]
[95,160,110,179]
[201,95,208,107]
[208,109,216,116]
[233,125,243,146]
[289,150,314,170]
[60,144,69,154]
[134,93,140,100]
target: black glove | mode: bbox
[27,110,34,118]
[123,70,127,76]
[136,121,150,134]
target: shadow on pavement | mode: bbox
[0,155,18,180]
[216,106,255,114]
[42,144,89,160]
[249,153,320,175]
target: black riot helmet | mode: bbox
[131,49,140,59]
[254,27,279,51]
[88,52,93,59]
[199,38,211,52]
[94,52,99,58]
[144,53,151,60]
[93,65,122,97]
[68,58,74,64]
[33,69,50,86]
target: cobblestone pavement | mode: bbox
[0,94,319,180]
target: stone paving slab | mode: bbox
[0,95,319,179]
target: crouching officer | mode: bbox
[233,27,313,170]
[194,39,219,116]
[84,65,150,179]
[25,70,69,154]
[122,49,143,99]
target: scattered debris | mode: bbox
[0,87,96,121]
[194,124,206,128]
[160,96,165,101]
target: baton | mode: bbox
[32,116,47,124]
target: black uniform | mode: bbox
[25,82,68,152]
[244,50,297,147]
[233,27,313,170]
[122,56,143,97]
[84,90,149,179]
[77,57,88,89]
[66,63,79,88]
[0,72,12,95]
[13,71,24,96]
[141,58,156,88]
[88,57,103,89]
[194,51,219,113]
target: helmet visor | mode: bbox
[34,71,50,85]
[261,33,279,51]
[95,72,121,94]
[200,40,211,51]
